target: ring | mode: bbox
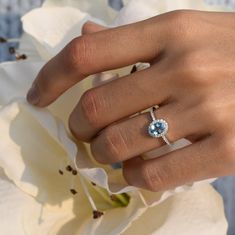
[148,107,171,145]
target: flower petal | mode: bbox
[0,101,145,234]
[0,1,230,234]
[21,3,111,59]
[0,167,75,235]
[0,61,219,205]
[0,61,44,107]
[43,0,117,23]
[22,7,93,60]
[123,184,227,235]
[0,167,33,235]
[0,100,76,198]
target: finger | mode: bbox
[82,21,107,35]
[122,137,223,192]
[90,103,208,164]
[69,65,170,141]
[81,22,118,88]
[27,17,166,107]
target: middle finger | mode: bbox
[69,64,170,141]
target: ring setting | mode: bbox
[148,119,168,138]
[148,107,171,145]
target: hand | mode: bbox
[27,10,235,191]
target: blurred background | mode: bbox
[0,1,235,235]
[0,0,43,61]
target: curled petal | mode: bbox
[22,7,105,60]
[43,0,117,23]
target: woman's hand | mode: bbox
[27,10,235,191]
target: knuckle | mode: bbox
[182,52,201,70]
[212,110,226,127]
[80,89,103,129]
[65,36,93,75]
[196,101,225,128]
[101,126,127,162]
[205,103,227,127]
[167,10,194,38]
[177,52,211,86]
[68,110,89,141]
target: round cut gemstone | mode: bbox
[148,119,168,138]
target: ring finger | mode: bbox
[91,103,209,164]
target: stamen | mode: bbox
[69,172,78,195]
[9,47,16,54]
[110,194,118,202]
[58,159,66,175]
[66,165,73,172]
[89,182,124,207]
[79,176,98,211]
[15,54,27,60]
[7,46,27,60]
[137,191,148,207]
[93,210,104,219]
[8,38,20,43]
[70,189,78,195]
[72,157,104,219]
[0,37,20,43]
[72,169,78,175]
[0,37,7,43]
[72,157,98,210]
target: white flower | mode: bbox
[0,0,231,234]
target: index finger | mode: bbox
[27,17,166,107]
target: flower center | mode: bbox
[58,162,130,219]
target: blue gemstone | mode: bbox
[148,120,168,138]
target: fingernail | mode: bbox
[27,83,40,105]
